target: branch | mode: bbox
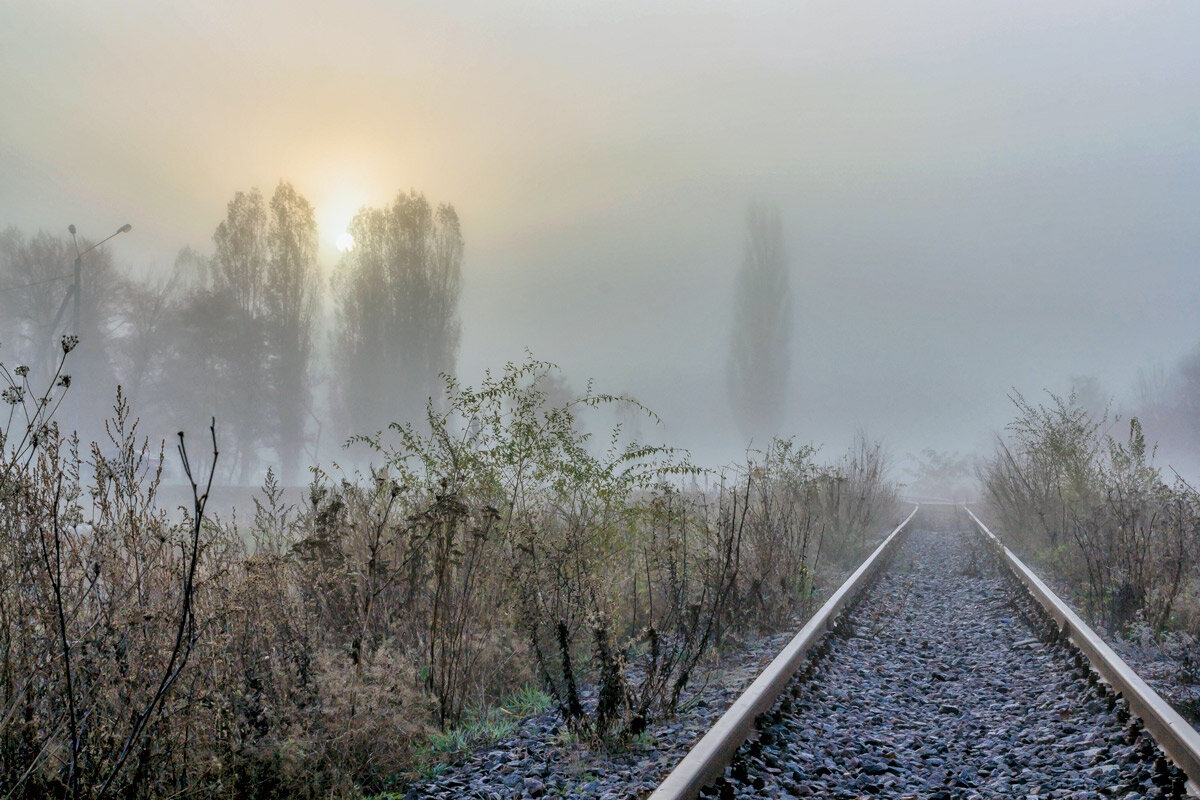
[95,418,218,800]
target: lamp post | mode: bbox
[52,222,132,434]
[68,222,131,336]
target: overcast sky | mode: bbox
[3,0,1198,469]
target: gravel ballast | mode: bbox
[713,506,1190,799]
[402,617,803,799]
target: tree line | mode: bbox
[4,194,802,487]
[0,183,463,484]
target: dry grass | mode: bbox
[1,353,896,798]
[981,390,1200,635]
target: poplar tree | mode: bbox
[727,202,792,443]
[332,190,463,439]
[264,183,319,483]
[185,182,318,483]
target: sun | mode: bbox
[335,231,355,253]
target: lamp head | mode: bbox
[118,224,132,234]
[68,224,76,235]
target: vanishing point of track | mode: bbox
[651,505,1200,800]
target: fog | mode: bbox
[3,1,1199,480]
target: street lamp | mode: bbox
[44,222,132,433]
[68,222,132,335]
[42,222,132,377]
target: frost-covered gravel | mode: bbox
[711,506,1190,799]
[1109,631,1200,731]
[400,623,802,800]
[973,507,1200,733]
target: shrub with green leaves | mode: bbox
[352,356,699,738]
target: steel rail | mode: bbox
[964,506,1200,796]
[648,503,920,800]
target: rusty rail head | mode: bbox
[963,506,1200,797]
[649,504,920,800]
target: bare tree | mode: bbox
[0,227,124,437]
[0,228,76,375]
[727,202,791,443]
[332,190,463,439]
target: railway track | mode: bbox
[651,505,1200,800]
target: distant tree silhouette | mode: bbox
[130,247,231,471]
[332,190,463,438]
[162,286,262,478]
[727,202,791,443]
[264,183,319,483]
[160,182,319,483]
[208,188,271,481]
[212,189,270,317]
[113,271,179,418]
[0,227,124,437]
[1176,344,1200,452]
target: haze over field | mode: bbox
[3,0,1199,474]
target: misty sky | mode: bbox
[3,1,1198,469]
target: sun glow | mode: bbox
[335,231,355,252]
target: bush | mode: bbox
[1,350,899,797]
[1,340,219,799]
[981,390,1200,633]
